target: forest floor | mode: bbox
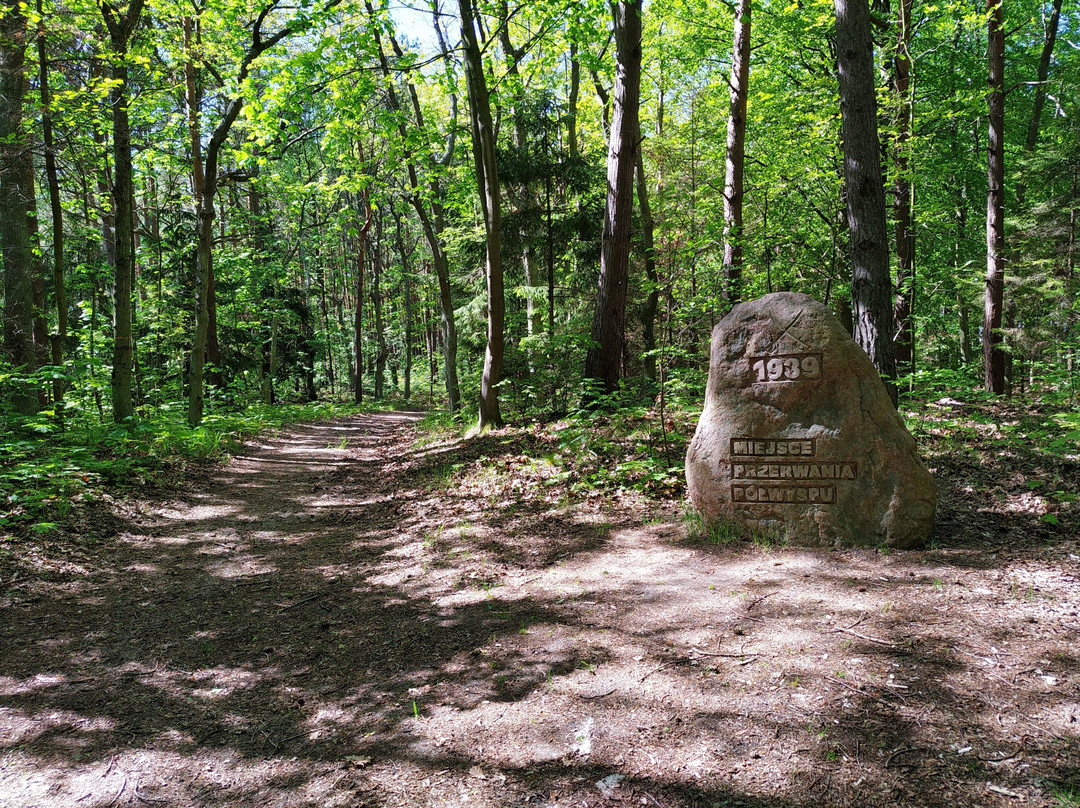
[1,404,1079,808]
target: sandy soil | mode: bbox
[1,411,1078,807]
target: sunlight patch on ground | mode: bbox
[204,556,278,578]
[0,747,352,808]
[0,705,115,745]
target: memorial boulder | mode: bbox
[685,292,935,548]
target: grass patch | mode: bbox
[1,400,372,532]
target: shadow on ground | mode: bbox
[1,413,1078,807]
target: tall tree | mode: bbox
[1015,0,1062,206]
[458,0,505,429]
[585,0,642,399]
[188,0,340,426]
[892,0,915,374]
[984,0,1006,394]
[37,0,67,403]
[0,3,40,414]
[367,0,461,413]
[636,129,660,383]
[722,0,751,305]
[100,0,146,422]
[354,189,373,405]
[834,0,897,402]
[372,213,389,399]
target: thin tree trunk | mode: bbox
[1015,0,1062,206]
[373,215,388,400]
[29,173,49,385]
[37,0,66,404]
[184,16,227,395]
[892,0,915,374]
[585,0,642,400]
[318,233,335,394]
[102,0,146,422]
[722,0,751,305]
[394,210,413,401]
[354,191,373,405]
[834,0,897,403]
[459,0,505,429]
[368,0,461,413]
[636,131,660,384]
[91,58,118,276]
[984,0,1006,395]
[188,2,331,425]
[955,173,973,364]
[1069,168,1077,277]
[249,186,277,404]
[568,41,580,160]
[206,252,225,390]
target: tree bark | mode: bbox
[722,0,751,305]
[354,192,373,406]
[101,0,145,423]
[0,5,39,414]
[834,0,897,403]
[459,0,505,428]
[37,0,66,403]
[568,41,581,160]
[373,215,388,400]
[1015,0,1061,206]
[984,0,1006,395]
[394,210,413,401]
[188,1,320,426]
[892,0,915,374]
[635,130,660,384]
[585,0,642,400]
[368,1,461,413]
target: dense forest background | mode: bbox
[1,0,1078,522]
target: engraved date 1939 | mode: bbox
[750,353,822,383]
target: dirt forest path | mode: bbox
[2,413,1078,808]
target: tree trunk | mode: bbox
[37,0,66,404]
[317,233,335,395]
[1015,0,1061,206]
[368,1,461,414]
[101,0,145,423]
[892,0,915,374]
[636,131,660,384]
[354,192,373,405]
[90,58,118,276]
[834,0,897,403]
[722,0,751,305]
[568,41,581,160]
[394,210,413,401]
[249,186,277,404]
[459,0,505,429]
[0,5,39,414]
[955,178,973,364]
[187,3,320,425]
[373,215,388,400]
[585,0,642,400]
[984,0,1006,395]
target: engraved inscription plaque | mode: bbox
[749,353,822,384]
[728,435,857,505]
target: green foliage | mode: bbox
[682,505,785,548]
[1051,782,1080,808]
[551,403,693,498]
[12,0,1080,472]
[0,401,368,532]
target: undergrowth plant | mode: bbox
[1,401,368,533]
